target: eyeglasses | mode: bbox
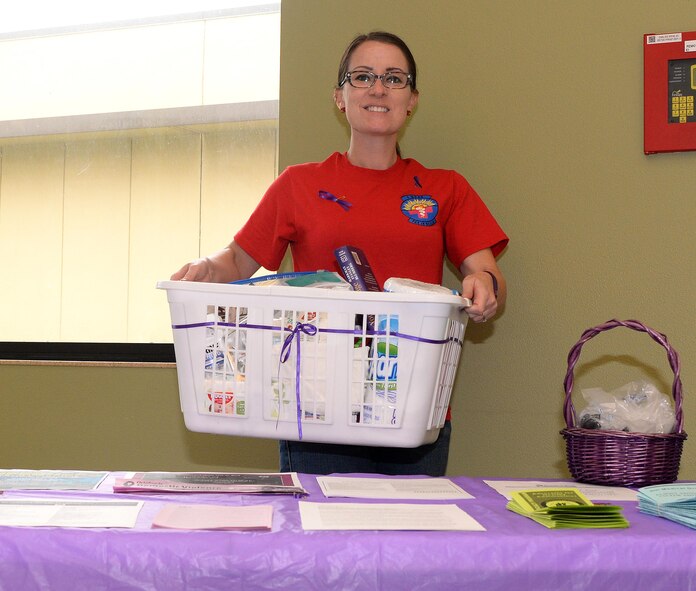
[340,70,413,90]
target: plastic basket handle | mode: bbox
[563,319,683,432]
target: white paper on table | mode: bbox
[298,501,485,531]
[483,480,638,502]
[317,477,473,500]
[0,498,143,528]
[152,503,274,530]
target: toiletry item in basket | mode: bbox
[335,245,380,349]
[384,277,459,296]
[363,315,399,425]
[231,271,351,290]
[577,381,676,434]
[334,245,381,292]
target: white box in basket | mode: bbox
[158,280,468,448]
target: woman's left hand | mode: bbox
[461,271,498,323]
[459,249,506,324]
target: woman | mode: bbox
[172,31,508,476]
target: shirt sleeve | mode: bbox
[234,168,297,271]
[443,172,509,268]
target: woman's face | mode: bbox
[334,40,419,141]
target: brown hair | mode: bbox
[336,31,418,91]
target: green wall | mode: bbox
[0,365,279,472]
[2,0,695,479]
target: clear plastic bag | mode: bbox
[577,380,676,434]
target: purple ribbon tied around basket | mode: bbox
[318,190,352,211]
[171,320,462,441]
[279,321,318,440]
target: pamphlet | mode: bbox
[113,472,307,495]
[0,470,109,491]
[506,488,629,529]
[638,483,696,529]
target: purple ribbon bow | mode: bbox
[279,321,319,440]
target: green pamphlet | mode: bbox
[506,488,629,529]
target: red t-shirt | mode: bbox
[235,152,508,287]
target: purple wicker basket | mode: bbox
[561,319,687,487]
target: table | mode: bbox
[0,474,694,590]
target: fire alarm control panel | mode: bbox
[644,31,696,154]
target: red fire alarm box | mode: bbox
[644,31,696,154]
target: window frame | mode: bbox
[0,3,280,362]
[0,342,175,364]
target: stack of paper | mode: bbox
[506,488,629,529]
[316,476,473,499]
[0,498,143,528]
[152,503,273,531]
[483,479,637,502]
[638,483,696,529]
[299,501,485,531]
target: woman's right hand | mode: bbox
[170,242,261,283]
[170,257,215,282]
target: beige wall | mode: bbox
[0,123,276,343]
[2,0,695,479]
[277,0,696,479]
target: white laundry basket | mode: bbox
[158,280,468,448]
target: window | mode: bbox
[0,2,280,359]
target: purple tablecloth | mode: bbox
[0,474,694,590]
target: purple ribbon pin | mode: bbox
[318,190,352,211]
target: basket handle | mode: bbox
[563,319,683,432]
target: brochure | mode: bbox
[638,483,696,529]
[506,488,629,529]
[113,472,307,495]
[0,470,109,491]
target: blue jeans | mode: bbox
[279,421,451,476]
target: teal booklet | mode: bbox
[638,483,696,529]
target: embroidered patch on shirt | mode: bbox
[400,195,438,226]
